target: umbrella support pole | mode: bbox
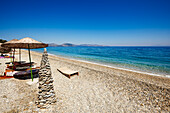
[12,48,15,70]
[28,44,33,81]
[13,48,15,63]
[19,48,21,62]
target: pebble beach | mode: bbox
[0,49,169,113]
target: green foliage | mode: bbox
[0,39,7,43]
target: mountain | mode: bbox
[61,43,76,47]
[48,43,105,47]
[48,43,76,47]
[78,44,104,47]
[48,43,59,47]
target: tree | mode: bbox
[0,39,7,43]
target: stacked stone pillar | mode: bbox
[36,48,56,108]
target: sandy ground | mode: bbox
[0,49,169,113]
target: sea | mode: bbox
[33,46,170,76]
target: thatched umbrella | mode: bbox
[2,39,19,62]
[2,38,48,49]
[0,43,11,54]
[2,37,48,81]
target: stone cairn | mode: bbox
[36,48,56,108]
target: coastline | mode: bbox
[0,49,169,112]
[34,49,170,78]
[31,50,170,87]
[49,53,170,78]
[27,49,170,112]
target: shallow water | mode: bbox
[33,46,170,75]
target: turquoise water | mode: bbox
[33,46,170,75]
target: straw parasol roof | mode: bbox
[0,43,11,53]
[2,37,48,49]
[5,39,19,43]
[1,39,19,49]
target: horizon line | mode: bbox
[47,43,170,47]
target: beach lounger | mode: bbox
[7,63,35,71]
[5,61,26,64]
[15,66,31,71]
[7,62,34,68]
[16,62,34,66]
[13,69,39,79]
[57,67,79,78]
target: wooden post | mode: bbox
[19,48,21,62]
[12,48,15,70]
[13,48,15,63]
[28,44,33,81]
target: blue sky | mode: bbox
[0,0,170,46]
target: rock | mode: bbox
[40,100,46,103]
[37,104,41,108]
[50,90,54,93]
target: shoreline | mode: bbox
[29,49,170,88]
[28,49,170,112]
[33,50,170,78]
[0,49,169,112]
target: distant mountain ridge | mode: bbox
[61,43,76,47]
[48,43,105,47]
[48,43,59,47]
[79,44,105,47]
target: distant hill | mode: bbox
[61,43,76,47]
[78,44,104,47]
[48,43,105,47]
[48,43,59,47]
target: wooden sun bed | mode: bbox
[5,61,26,64]
[2,66,40,77]
[57,67,79,78]
[13,69,39,79]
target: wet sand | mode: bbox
[0,49,169,112]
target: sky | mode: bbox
[0,0,170,46]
